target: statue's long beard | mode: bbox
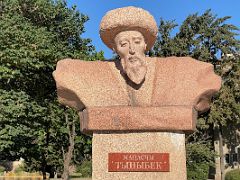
[122,56,147,84]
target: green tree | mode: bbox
[152,10,239,62]
[152,10,239,180]
[0,0,99,179]
[208,55,240,180]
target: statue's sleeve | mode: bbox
[53,59,85,111]
[193,61,221,113]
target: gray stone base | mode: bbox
[92,132,187,180]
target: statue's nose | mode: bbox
[129,43,135,55]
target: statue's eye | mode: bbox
[121,43,127,47]
[135,41,140,44]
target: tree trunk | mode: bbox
[62,113,76,180]
[43,169,47,180]
[214,124,225,180]
[42,127,50,180]
[219,125,225,180]
[42,156,47,180]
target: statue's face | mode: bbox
[114,31,147,84]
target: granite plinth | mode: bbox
[92,132,187,180]
[79,106,197,134]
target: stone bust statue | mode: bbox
[53,7,221,133]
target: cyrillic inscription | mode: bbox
[108,153,169,172]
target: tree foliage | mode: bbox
[186,142,215,180]
[0,0,100,177]
[152,10,239,62]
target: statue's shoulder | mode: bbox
[153,56,218,83]
[55,59,117,76]
[56,58,115,69]
[154,56,213,69]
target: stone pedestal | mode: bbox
[92,132,187,180]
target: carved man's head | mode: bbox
[100,6,158,84]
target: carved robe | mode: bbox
[53,57,221,133]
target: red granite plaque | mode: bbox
[108,153,170,172]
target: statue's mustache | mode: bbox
[128,56,140,62]
[127,56,144,64]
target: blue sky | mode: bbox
[67,0,240,59]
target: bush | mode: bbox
[14,164,26,174]
[186,142,215,180]
[0,165,5,175]
[225,169,240,180]
[76,160,92,177]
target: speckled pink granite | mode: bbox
[53,56,221,133]
[100,6,158,51]
[79,106,197,134]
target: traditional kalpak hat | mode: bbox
[99,6,158,51]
